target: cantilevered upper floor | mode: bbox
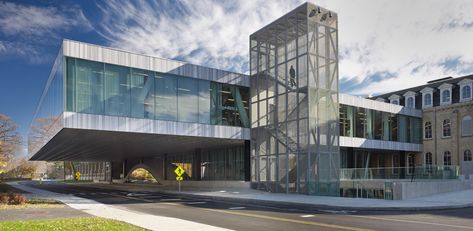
[29,40,251,161]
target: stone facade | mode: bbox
[422,101,473,176]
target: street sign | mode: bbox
[174,166,185,192]
[75,171,81,180]
[174,166,185,177]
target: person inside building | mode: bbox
[289,65,296,87]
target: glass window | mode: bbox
[66,58,75,112]
[392,154,399,174]
[397,115,408,142]
[425,152,433,173]
[465,150,472,161]
[155,73,177,121]
[130,68,155,119]
[339,105,353,137]
[177,77,199,123]
[443,119,451,137]
[423,93,432,106]
[425,152,432,166]
[198,80,211,124]
[444,151,451,166]
[355,107,366,138]
[75,59,104,114]
[211,82,250,127]
[373,110,383,140]
[407,154,415,175]
[442,89,450,103]
[104,64,130,117]
[389,114,398,141]
[391,100,398,105]
[424,121,432,139]
[462,116,472,136]
[406,97,414,108]
[462,85,471,100]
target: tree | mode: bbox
[0,114,21,174]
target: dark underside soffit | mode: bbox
[30,128,245,161]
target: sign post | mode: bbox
[174,166,185,192]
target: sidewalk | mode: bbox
[7,182,227,231]
[84,183,473,211]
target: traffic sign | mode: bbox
[174,166,185,177]
[176,176,183,181]
[75,171,81,180]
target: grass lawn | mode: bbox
[0,217,148,230]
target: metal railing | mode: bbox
[340,166,459,180]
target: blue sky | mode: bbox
[1,0,473,155]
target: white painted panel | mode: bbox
[64,112,250,140]
[339,136,422,152]
[339,93,422,117]
[62,40,249,87]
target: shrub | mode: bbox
[9,193,27,205]
[0,193,8,204]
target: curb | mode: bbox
[156,190,473,212]
[94,183,473,212]
[33,182,473,212]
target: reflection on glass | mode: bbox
[178,77,198,122]
[155,73,177,121]
[75,59,104,114]
[104,64,130,117]
[64,58,249,127]
[131,68,154,119]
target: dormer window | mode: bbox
[463,85,471,99]
[458,79,473,102]
[438,83,453,106]
[388,94,400,105]
[403,91,416,108]
[424,93,432,106]
[420,87,434,108]
[442,89,450,103]
[406,98,414,108]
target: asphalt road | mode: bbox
[26,182,473,231]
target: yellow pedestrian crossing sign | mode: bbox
[174,166,185,177]
[176,176,183,181]
[75,171,81,180]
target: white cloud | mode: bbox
[0,2,92,63]
[0,2,91,37]
[96,0,303,73]
[315,0,473,95]
[97,0,473,95]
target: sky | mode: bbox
[1,0,473,154]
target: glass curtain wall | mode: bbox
[250,4,340,196]
[65,57,249,127]
[165,145,245,181]
[29,52,64,156]
[339,104,422,144]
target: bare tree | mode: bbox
[0,113,22,174]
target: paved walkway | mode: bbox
[85,183,473,211]
[7,182,228,231]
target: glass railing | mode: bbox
[340,166,459,180]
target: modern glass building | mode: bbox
[29,3,435,198]
[250,3,340,196]
[29,40,251,182]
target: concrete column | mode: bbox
[193,149,202,180]
[244,140,251,181]
[163,154,168,180]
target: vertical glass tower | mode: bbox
[250,3,339,196]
